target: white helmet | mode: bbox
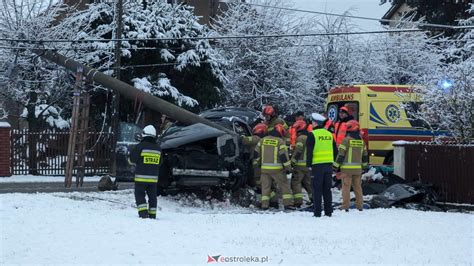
[142,125,157,138]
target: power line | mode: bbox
[235,1,474,30]
[0,28,428,43]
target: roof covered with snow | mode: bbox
[0,121,11,128]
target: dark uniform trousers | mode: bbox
[135,182,158,218]
[311,163,333,216]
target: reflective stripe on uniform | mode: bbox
[270,192,276,198]
[141,149,161,154]
[293,193,304,199]
[137,203,148,211]
[134,178,158,183]
[261,195,270,201]
[282,161,291,167]
[149,208,157,214]
[283,194,293,199]
[134,174,158,183]
[340,164,362,169]
[261,163,283,170]
[295,160,306,166]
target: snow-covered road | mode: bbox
[1,190,472,265]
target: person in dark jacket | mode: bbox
[306,113,338,217]
[129,125,161,219]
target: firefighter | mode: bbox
[290,120,313,208]
[254,124,294,210]
[242,123,268,187]
[129,125,161,219]
[262,105,290,143]
[334,105,355,146]
[333,120,368,211]
[289,111,305,150]
[306,113,338,217]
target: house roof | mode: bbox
[381,2,404,25]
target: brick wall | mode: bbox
[0,122,11,177]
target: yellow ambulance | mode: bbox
[326,84,447,165]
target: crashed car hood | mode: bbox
[159,123,228,149]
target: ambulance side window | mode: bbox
[327,102,359,122]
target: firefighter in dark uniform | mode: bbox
[129,125,161,219]
[306,113,338,217]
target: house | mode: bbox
[380,1,415,28]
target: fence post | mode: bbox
[0,122,12,177]
[393,141,406,179]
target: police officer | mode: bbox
[129,125,161,219]
[290,120,313,208]
[333,120,368,211]
[254,124,293,210]
[306,113,338,217]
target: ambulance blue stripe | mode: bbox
[370,115,386,125]
[369,104,387,125]
[368,129,449,136]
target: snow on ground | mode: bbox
[1,189,472,265]
[0,175,102,183]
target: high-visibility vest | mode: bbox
[311,129,334,165]
[334,121,347,146]
[259,136,290,170]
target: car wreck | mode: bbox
[114,107,260,195]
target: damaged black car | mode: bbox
[114,107,260,194]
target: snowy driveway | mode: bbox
[1,190,473,265]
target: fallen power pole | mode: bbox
[32,49,235,134]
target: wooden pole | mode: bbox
[65,67,83,188]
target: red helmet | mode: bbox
[273,123,286,138]
[346,120,360,132]
[262,105,275,116]
[292,120,307,132]
[252,123,268,135]
[339,106,350,114]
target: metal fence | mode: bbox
[11,129,113,176]
[404,143,474,204]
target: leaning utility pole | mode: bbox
[110,0,123,176]
[32,49,235,135]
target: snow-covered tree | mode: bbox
[63,1,226,110]
[212,0,321,115]
[0,0,78,130]
[402,4,473,143]
[308,12,360,90]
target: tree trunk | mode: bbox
[27,92,39,175]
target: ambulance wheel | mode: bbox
[383,151,394,165]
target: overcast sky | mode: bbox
[291,0,391,31]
